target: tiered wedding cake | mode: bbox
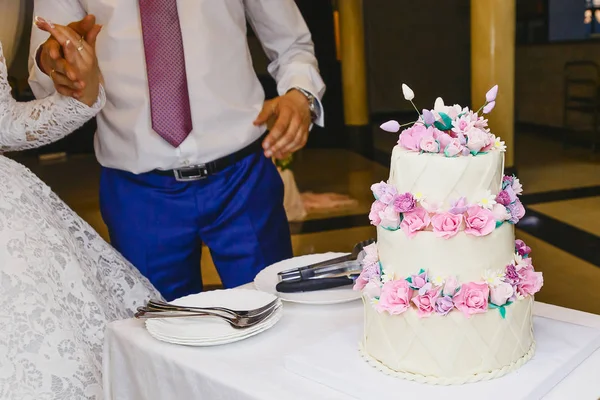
[353,84,543,385]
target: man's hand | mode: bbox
[36,15,100,98]
[254,89,312,160]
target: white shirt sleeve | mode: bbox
[28,0,87,99]
[1,42,105,152]
[244,0,326,127]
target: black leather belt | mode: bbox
[152,133,266,181]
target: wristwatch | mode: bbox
[292,87,319,122]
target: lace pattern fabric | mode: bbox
[0,42,161,398]
[0,41,105,153]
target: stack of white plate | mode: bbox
[144,289,283,346]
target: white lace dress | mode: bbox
[0,42,162,399]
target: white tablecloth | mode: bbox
[103,285,600,400]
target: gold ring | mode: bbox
[77,44,84,52]
[77,37,84,51]
[50,69,55,79]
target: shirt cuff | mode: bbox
[277,75,325,128]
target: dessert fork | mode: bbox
[143,297,280,318]
[135,304,281,330]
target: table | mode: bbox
[103,285,600,400]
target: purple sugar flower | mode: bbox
[449,197,468,214]
[507,199,526,224]
[502,175,514,190]
[515,239,531,257]
[486,85,499,103]
[505,263,520,286]
[435,296,455,316]
[495,190,511,206]
[422,109,436,125]
[504,185,518,203]
[393,192,416,213]
[483,101,496,114]
[410,271,428,290]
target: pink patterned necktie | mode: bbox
[139,0,193,148]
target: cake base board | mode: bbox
[284,315,600,400]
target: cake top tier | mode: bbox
[380,84,505,157]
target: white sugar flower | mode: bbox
[493,135,507,152]
[431,275,445,287]
[477,190,497,210]
[512,177,523,195]
[380,269,396,283]
[514,254,532,270]
[402,84,415,101]
[413,192,425,202]
[482,269,505,287]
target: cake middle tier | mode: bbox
[389,146,504,206]
[377,223,515,282]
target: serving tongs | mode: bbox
[277,238,375,283]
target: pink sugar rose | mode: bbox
[419,136,440,153]
[370,181,397,205]
[492,203,510,222]
[377,279,413,315]
[369,200,386,226]
[361,243,379,267]
[400,206,431,238]
[464,206,496,237]
[431,212,464,239]
[393,192,416,213]
[489,282,514,306]
[354,266,379,291]
[436,133,453,150]
[412,288,441,318]
[480,133,496,152]
[398,124,429,151]
[466,127,490,153]
[453,282,490,318]
[444,138,463,157]
[364,279,382,299]
[379,205,401,230]
[517,269,543,297]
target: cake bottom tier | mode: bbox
[361,296,535,385]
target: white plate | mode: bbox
[254,253,362,305]
[146,307,283,347]
[145,289,280,341]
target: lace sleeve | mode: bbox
[0,42,105,153]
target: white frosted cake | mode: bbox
[353,85,543,385]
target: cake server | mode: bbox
[275,276,357,293]
[277,238,375,282]
[277,259,361,282]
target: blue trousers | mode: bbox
[99,151,293,301]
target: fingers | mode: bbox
[263,106,292,157]
[254,99,276,127]
[277,125,308,158]
[47,39,63,61]
[68,14,96,37]
[52,58,79,83]
[86,24,103,48]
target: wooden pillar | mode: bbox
[471,0,516,169]
[338,0,371,156]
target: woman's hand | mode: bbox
[34,16,102,107]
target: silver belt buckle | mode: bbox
[174,164,209,181]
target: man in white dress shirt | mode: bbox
[29,1,325,301]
